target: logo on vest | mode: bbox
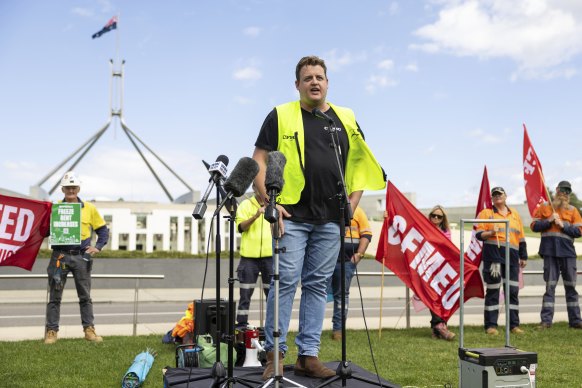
[282,134,296,140]
[324,126,343,133]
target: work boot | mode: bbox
[294,355,335,378]
[485,327,499,336]
[538,322,552,330]
[331,330,342,341]
[84,326,103,343]
[570,322,582,329]
[511,327,525,335]
[262,351,284,381]
[432,323,455,341]
[44,330,58,344]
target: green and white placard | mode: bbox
[50,203,81,245]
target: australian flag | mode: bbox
[92,16,117,39]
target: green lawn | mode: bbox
[1,323,581,387]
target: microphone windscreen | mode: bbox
[224,157,259,197]
[216,154,229,166]
[265,151,286,192]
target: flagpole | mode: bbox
[115,13,121,67]
[379,257,385,339]
[536,162,556,213]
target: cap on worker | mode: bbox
[557,180,571,190]
[60,171,81,187]
[491,187,505,196]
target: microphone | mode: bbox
[213,157,259,216]
[193,155,229,219]
[264,151,286,223]
[312,108,335,125]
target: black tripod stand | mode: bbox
[314,113,385,388]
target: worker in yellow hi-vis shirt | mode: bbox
[235,183,273,328]
[44,171,109,345]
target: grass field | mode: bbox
[1,323,581,387]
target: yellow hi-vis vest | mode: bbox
[275,101,385,205]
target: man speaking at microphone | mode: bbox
[252,55,385,380]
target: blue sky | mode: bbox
[1,0,581,208]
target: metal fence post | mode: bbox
[133,278,139,336]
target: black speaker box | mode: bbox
[193,298,233,342]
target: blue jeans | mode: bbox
[327,260,357,331]
[264,220,340,356]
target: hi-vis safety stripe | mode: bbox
[484,240,520,251]
[484,304,520,311]
[486,280,519,288]
[239,282,271,290]
[541,232,575,241]
[347,225,372,237]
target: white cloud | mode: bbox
[378,1,400,16]
[324,49,367,71]
[232,66,262,81]
[467,128,502,143]
[564,159,582,172]
[412,0,582,79]
[243,26,261,37]
[71,7,93,18]
[67,148,202,202]
[510,66,577,81]
[365,74,398,93]
[405,62,419,72]
[377,59,395,70]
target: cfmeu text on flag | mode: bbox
[376,182,484,321]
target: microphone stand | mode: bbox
[220,201,261,388]
[261,189,306,388]
[317,116,384,388]
[180,184,227,387]
[211,183,227,387]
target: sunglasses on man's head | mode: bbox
[430,214,444,220]
[559,187,572,195]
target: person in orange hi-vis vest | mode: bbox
[476,187,528,336]
[531,180,582,329]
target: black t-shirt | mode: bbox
[255,106,353,224]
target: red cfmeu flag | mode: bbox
[0,195,51,271]
[92,16,118,39]
[523,124,549,217]
[375,181,484,321]
[412,166,490,313]
[464,166,491,271]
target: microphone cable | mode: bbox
[348,233,387,387]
